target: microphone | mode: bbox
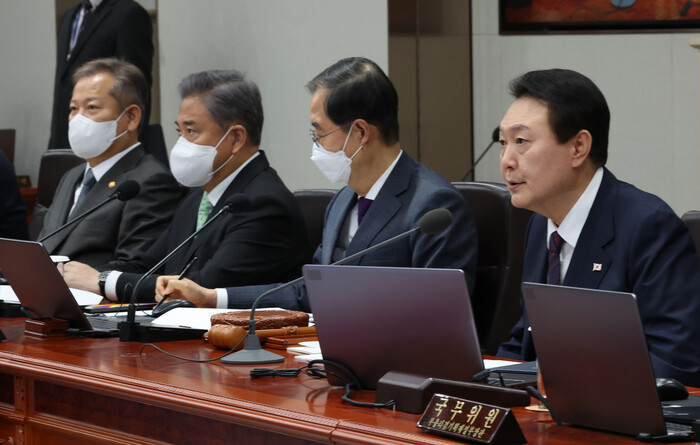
[461,127,500,181]
[38,180,141,243]
[118,194,251,342]
[221,208,454,364]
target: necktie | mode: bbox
[196,194,213,230]
[357,197,373,225]
[547,231,564,285]
[70,168,96,217]
[68,1,93,58]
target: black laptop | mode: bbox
[0,238,134,337]
[302,265,536,390]
[522,282,698,439]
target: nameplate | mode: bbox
[417,393,525,444]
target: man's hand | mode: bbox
[63,261,101,294]
[155,276,217,308]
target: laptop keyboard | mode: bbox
[666,421,693,431]
[86,316,120,331]
[486,377,526,387]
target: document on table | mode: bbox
[0,285,102,306]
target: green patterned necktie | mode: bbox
[196,193,213,230]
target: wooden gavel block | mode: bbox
[206,324,317,350]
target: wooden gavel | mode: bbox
[206,324,317,350]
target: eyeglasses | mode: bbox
[310,127,341,145]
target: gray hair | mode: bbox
[73,57,149,131]
[178,70,263,146]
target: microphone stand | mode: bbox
[461,127,500,182]
[39,194,121,243]
[220,227,422,364]
[118,203,236,342]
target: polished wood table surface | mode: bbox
[0,317,695,445]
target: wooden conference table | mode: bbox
[0,317,696,445]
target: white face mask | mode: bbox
[169,127,234,187]
[310,126,363,184]
[68,108,129,159]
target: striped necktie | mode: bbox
[547,231,563,285]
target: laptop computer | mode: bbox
[522,282,697,438]
[0,238,130,337]
[302,265,536,390]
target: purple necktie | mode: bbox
[357,197,373,225]
[547,231,563,285]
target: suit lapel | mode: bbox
[62,0,115,78]
[51,147,146,248]
[41,166,84,251]
[57,5,80,75]
[173,151,270,270]
[345,153,414,260]
[320,188,355,264]
[562,169,616,289]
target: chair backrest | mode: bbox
[29,149,84,239]
[451,181,532,354]
[0,129,15,166]
[293,189,336,264]
[681,210,700,260]
[141,123,169,168]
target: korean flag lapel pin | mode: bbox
[592,262,602,272]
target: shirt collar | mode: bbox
[547,167,604,249]
[206,151,260,207]
[362,150,403,201]
[87,0,104,10]
[85,142,139,182]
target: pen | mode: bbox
[159,256,197,303]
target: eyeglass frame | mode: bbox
[309,126,343,145]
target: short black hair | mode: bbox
[178,70,263,146]
[306,57,399,145]
[73,58,149,132]
[510,69,609,166]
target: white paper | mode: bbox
[484,359,523,369]
[0,285,101,306]
[286,341,321,355]
[294,353,323,363]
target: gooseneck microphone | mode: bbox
[461,127,500,181]
[221,207,454,365]
[118,194,251,342]
[39,180,141,243]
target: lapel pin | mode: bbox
[592,263,602,272]
[108,181,116,189]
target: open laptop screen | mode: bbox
[303,265,483,389]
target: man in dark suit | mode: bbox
[40,58,180,268]
[154,57,478,312]
[50,0,153,150]
[64,70,308,302]
[0,151,29,240]
[496,69,700,386]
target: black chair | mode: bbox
[681,211,700,260]
[142,123,169,168]
[0,129,15,166]
[28,149,84,240]
[452,181,533,354]
[293,189,336,264]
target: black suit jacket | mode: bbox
[49,0,153,149]
[0,151,28,240]
[112,151,308,302]
[38,146,182,267]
